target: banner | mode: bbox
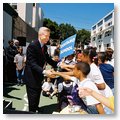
[60,34,76,59]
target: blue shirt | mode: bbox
[99,63,114,89]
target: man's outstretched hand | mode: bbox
[44,69,56,78]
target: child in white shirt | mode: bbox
[52,62,105,114]
[14,47,25,85]
[42,77,57,99]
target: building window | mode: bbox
[33,3,35,6]
[92,25,96,30]
[105,30,112,37]
[107,44,110,48]
[99,45,101,50]
[108,21,112,26]
[97,34,102,39]
[92,37,96,41]
[98,20,103,27]
[104,13,112,22]
[98,27,102,32]
[93,31,96,34]
[105,21,112,27]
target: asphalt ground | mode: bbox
[3,82,58,114]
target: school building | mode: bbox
[91,10,114,52]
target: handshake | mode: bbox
[43,69,58,78]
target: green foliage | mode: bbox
[59,23,77,42]
[43,18,60,39]
[76,29,90,45]
[43,18,90,46]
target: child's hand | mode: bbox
[78,87,93,98]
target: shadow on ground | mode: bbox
[3,83,22,100]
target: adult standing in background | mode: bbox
[14,39,19,49]
[24,27,58,113]
[5,40,18,82]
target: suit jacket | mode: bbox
[24,40,57,89]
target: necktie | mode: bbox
[42,46,46,69]
[42,46,44,54]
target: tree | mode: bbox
[59,23,77,42]
[76,29,90,48]
[43,18,90,47]
[43,18,60,39]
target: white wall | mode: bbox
[32,4,44,31]
[38,7,44,28]
[35,4,39,31]
[17,3,26,21]
[25,3,33,26]
[17,3,33,27]
[32,6,36,28]
[91,11,114,52]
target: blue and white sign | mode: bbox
[60,34,76,59]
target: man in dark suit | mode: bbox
[24,27,58,112]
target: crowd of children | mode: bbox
[41,46,114,114]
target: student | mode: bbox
[52,55,59,62]
[80,48,106,90]
[42,77,57,99]
[57,80,76,111]
[80,49,113,98]
[52,62,105,114]
[105,48,114,67]
[79,87,114,111]
[14,47,25,85]
[76,53,82,62]
[64,54,76,65]
[59,48,113,97]
[97,52,114,92]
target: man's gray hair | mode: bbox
[38,27,50,34]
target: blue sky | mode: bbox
[40,3,114,30]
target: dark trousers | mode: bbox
[6,63,17,82]
[26,86,41,112]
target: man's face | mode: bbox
[39,31,50,44]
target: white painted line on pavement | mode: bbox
[22,93,28,111]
